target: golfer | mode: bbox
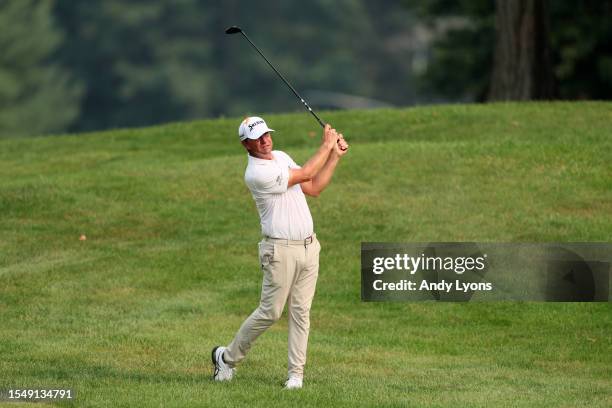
[212,116,348,389]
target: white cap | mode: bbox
[238,116,274,141]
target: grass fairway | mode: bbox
[0,102,611,407]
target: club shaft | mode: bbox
[240,31,325,128]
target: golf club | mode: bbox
[226,25,342,141]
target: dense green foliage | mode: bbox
[414,0,612,101]
[1,103,610,406]
[0,0,81,136]
[51,0,416,134]
[1,1,611,136]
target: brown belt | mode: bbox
[264,234,315,246]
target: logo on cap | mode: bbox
[248,120,264,132]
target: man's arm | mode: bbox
[301,135,349,197]
[287,124,338,187]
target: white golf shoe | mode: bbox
[211,346,234,381]
[284,375,303,389]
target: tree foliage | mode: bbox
[0,1,609,137]
[0,0,82,137]
[411,0,612,101]
[52,0,417,133]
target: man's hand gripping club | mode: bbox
[288,124,349,193]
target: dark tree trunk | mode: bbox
[488,0,555,100]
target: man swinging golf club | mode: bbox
[212,116,348,389]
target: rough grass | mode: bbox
[0,102,611,407]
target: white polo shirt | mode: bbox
[244,150,314,240]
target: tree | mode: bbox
[410,0,496,101]
[53,0,409,131]
[488,0,555,100]
[0,0,82,137]
[411,0,612,102]
[53,0,215,132]
[549,1,612,99]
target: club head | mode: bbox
[225,26,242,35]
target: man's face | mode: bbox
[243,132,273,157]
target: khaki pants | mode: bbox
[224,235,320,378]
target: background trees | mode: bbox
[0,0,82,137]
[0,0,610,137]
[416,0,612,101]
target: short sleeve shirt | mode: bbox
[244,150,314,240]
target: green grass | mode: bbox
[0,102,611,407]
